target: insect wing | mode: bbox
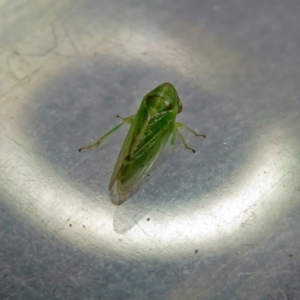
[109,123,173,205]
[108,116,136,194]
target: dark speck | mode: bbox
[283,250,293,257]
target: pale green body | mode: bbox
[79,83,205,205]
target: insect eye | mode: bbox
[178,101,183,113]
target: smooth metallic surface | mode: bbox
[1,0,300,299]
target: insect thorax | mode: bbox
[145,95,175,113]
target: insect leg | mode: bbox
[173,127,197,153]
[78,116,135,152]
[170,130,176,145]
[174,122,206,138]
[169,129,177,152]
[116,114,135,124]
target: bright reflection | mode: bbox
[0,27,293,260]
[0,126,292,259]
[134,137,291,248]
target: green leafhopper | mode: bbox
[79,82,206,205]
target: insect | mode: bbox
[79,82,206,205]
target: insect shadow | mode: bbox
[112,158,167,233]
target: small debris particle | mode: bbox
[283,250,293,258]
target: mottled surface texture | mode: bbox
[0,0,300,299]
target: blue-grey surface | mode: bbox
[1,0,300,299]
